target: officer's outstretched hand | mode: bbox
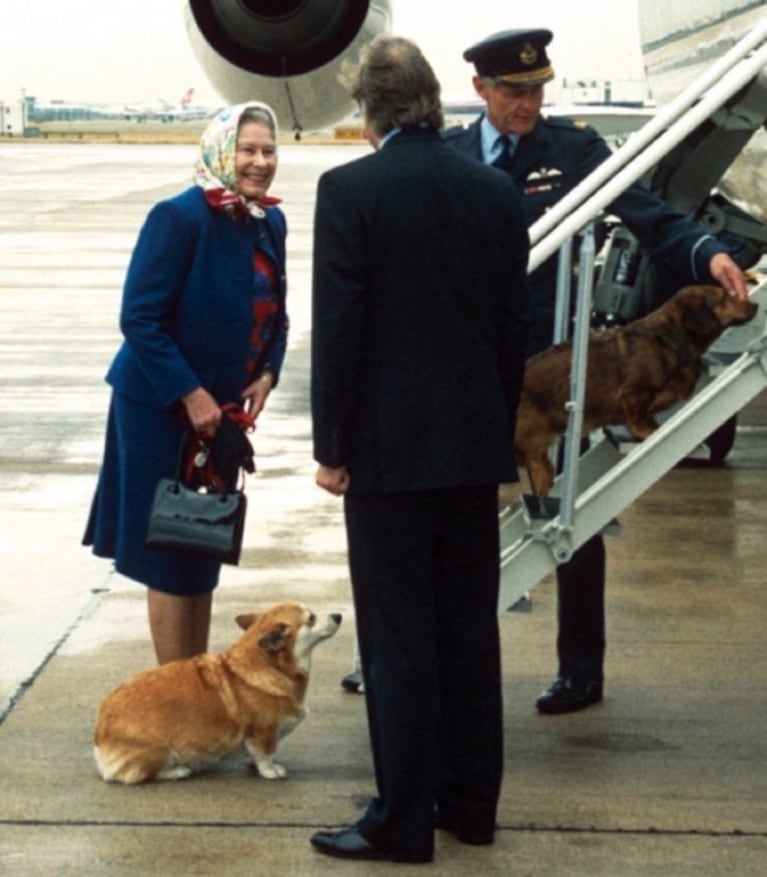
[709,252,750,300]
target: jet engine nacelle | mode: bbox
[184,0,392,138]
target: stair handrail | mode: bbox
[528,38,767,273]
[557,225,596,535]
[528,14,767,250]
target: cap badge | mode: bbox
[520,43,538,67]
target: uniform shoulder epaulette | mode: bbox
[543,114,593,134]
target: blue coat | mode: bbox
[107,186,288,406]
[84,187,288,592]
[444,115,725,355]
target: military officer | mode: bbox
[444,28,749,714]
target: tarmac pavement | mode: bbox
[0,140,766,875]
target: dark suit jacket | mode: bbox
[107,186,288,409]
[311,128,530,494]
[444,115,725,354]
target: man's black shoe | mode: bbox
[435,811,495,845]
[310,827,432,863]
[535,676,603,714]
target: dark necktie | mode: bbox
[492,135,514,171]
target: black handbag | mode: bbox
[145,430,248,565]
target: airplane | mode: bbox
[183,0,393,138]
[183,1,657,140]
[182,1,761,139]
[117,88,219,122]
[637,0,767,224]
[25,88,220,125]
[182,0,765,228]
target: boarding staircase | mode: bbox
[498,17,767,612]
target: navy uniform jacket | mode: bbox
[311,128,530,494]
[444,115,725,355]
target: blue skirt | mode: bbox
[83,392,221,596]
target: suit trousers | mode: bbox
[552,434,606,682]
[555,533,606,681]
[344,485,504,857]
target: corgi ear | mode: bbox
[236,613,258,631]
[258,623,289,652]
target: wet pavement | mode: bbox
[0,141,766,875]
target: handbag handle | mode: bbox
[180,404,256,493]
[174,429,195,488]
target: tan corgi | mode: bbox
[94,602,341,783]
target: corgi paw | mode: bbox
[155,764,195,781]
[255,759,287,780]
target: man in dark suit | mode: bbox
[310,34,530,864]
[444,29,750,714]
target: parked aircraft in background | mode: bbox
[25,87,220,124]
[119,87,218,122]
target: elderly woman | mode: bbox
[84,103,288,663]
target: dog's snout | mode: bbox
[331,613,342,626]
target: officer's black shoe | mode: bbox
[535,676,603,714]
[340,670,365,694]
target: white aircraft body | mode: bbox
[638,0,766,222]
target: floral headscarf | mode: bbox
[194,101,281,220]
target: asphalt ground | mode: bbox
[0,140,765,875]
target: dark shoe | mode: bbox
[310,827,432,864]
[341,670,365,694]
[536,676,603,714]
[435,812,495,845]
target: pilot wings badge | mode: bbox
[525,167,564,181]
[523,167,564,195]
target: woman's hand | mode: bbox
[242,371,274,420]
[181,386,221,437]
